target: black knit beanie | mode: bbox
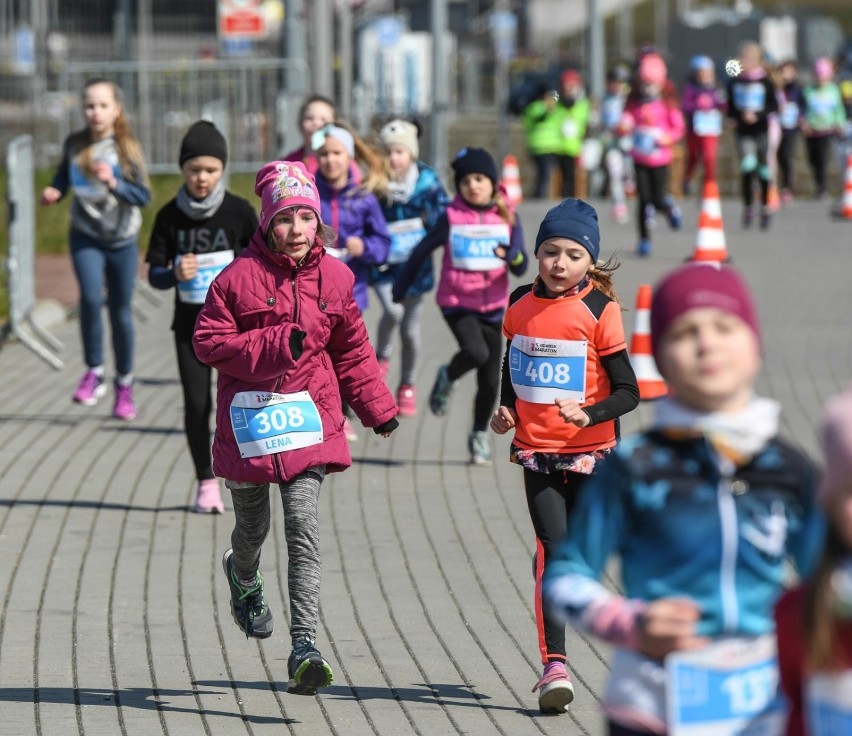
[451,147,499,192]
[179,120,228,168]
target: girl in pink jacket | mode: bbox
[620,53,685,256]
[193,160,398,696]
[392,147,528,465]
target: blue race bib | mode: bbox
[666,636,787,735]
[230,390,323,458]
[633,127,658,155]
[177,250,234,304]
[693,110,722,136]
[734,83,766,112]
[806,672,852,736]
[509,335,587,404]
[449,223,509,272]
[387,218,426,265]
[780,101,800,129]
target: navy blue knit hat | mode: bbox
[534,198,601,261]
[451,147,499,192]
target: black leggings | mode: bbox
[524,468,588,664]
[777,129,798,191]
[556,154,577,197]
[444,312,502,432]
[634,164,670,239]
[806,134,833,197]
[175,332,214,481]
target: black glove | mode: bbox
[289,329,307,360]
[373,417,400,435]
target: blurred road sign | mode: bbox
[489,10,517,63]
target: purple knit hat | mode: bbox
[820,387,852,505]
[650,263,761,365]
[255,160,320,233]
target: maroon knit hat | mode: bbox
[650,263,761,364]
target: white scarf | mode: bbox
[653,395,781,463]
[388,163,419,203]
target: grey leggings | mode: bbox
[225,466,325,645]
[373,279,424,386]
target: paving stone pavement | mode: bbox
[1,196,850,735]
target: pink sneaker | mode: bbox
[112,383,137,421]
[532,662,575,713]
[396,385,417,417]
[195,478,225,514]
[343,417,358,442]
[73,370,107,406]
[612,202,629,224]
[378,358,390,384]
[781,188,793,206]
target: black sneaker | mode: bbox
[222,548,273,639]
[287,637,334,695]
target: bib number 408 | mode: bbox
[525,361,571,384]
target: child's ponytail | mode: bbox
[353,134,390,202]
[494,192,517,227]
[589,255,621,303]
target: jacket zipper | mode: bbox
[271,266,300,484]
[717,468,739,632]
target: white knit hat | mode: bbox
[379,119,419,159]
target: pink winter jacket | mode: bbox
[193,231,397,484]
[622,97,685,167]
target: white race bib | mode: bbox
[693,110,722,137]
[449,223,509,272]
[177,250,234,304]
[229,390,323,458]
[666,635,787,735]
[387,218,426,265]
[324,246,351,263]
[806,671,852,735]
[508,334,587,404]
[780,101,800,129]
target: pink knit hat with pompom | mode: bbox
[255,160,320,233]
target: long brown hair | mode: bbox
[804,523,852,672]
[69,78,148,186]
[320,120,390,202]
[589,255,621,302]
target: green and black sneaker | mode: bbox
[222,548,273,639]
[287,637,333,695]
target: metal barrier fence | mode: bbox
[4,134,64,368]
[53,57,309,174]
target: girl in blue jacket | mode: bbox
[372,119,450,417]
[543,263,824,734]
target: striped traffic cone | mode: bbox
[689,180,730,263]
[629,284,668,401]
[500,154,524,207]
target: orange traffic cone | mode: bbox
[500,154,523,207]
[838,153,852,220]
[689,180,730,263]
[629,284,668,401]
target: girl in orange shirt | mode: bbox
[491,197,639,714]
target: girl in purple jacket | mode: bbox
[392,147,528,465]
[193,160,398,697]
[312,123,392,440]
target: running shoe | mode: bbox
[396,385,417,417]
[428,365,455,416]
[469,430,492,466]
[532,662,575,713]
[195,478,225,514]
[288,637,334,695]
[113,383,137,421]
[73,369,106,406]
[222,548,273,639]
